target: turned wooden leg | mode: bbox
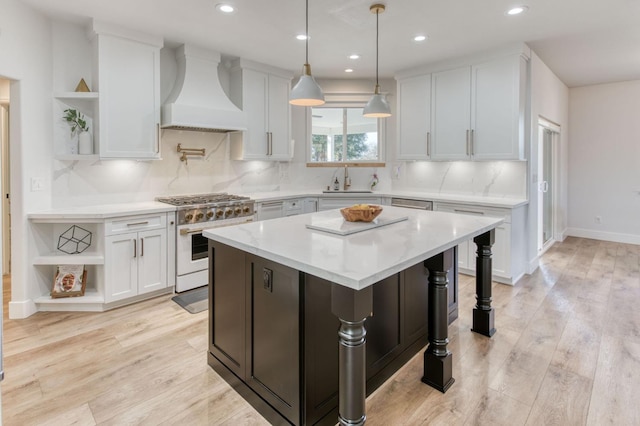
[422,247,455,393]
[331,284,373,426]
[472,230,496,337]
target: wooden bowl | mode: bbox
[340,204,383,223]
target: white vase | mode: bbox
[78,131,93,155]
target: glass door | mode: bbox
[542,128,554,246]
[537,119,559,254]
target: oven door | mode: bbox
[176,217,255,277]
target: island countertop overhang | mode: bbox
[204,206,503,290]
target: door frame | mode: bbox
[537,117,560,255]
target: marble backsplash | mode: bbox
[51,130,526,208]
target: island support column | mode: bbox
[422,247,455,393]
[472,230,496,337]
[331,284,373,426]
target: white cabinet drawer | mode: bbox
[434,202,510,223]
[106,214,167,235]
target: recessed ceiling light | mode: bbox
[296,34,309,41]
[349,54,360,60]
[216,3,235,13]
[345,68,354,73]
[414,35,427,42]
[506,5,528,15]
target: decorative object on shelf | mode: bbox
[289,0,325,106]
[78,131,93,155]
[340,204,383,222]
[177,143,205,164]
[63,108,91,155]
[370,172,379,190]
[51,264,87,298]
[363,4,392,118]
[57,225,92,254]
[75,78,91,92]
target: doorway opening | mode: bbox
[0,78,9,276]
[537,118,560,255]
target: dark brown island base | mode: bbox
[204,207,501,425]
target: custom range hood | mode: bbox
[162,44,247,133]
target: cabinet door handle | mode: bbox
[156,123,161,154]
[471,129,475,156]
[267,132,273,156]
[133,239,137,258]
[127,221,149,227]
[141,238,144,257]
[466,130,470,155]
[426,132,431,156]
[454,208,484,215]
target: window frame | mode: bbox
[306,95,386,167]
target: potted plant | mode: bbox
[63,108,92,154]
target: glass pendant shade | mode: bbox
[290,64,325,106]
[363,84,391,117]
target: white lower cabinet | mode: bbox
[30,211,173,312]
[105,228,167,303]
[104,214,167,303]
[318,197,382,211]
[434,202,515,283]
[256,200,285,221]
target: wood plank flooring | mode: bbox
[2,237,639,425]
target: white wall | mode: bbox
[0,0,54,318]
[527,51,570,271]
[567,80,640,244]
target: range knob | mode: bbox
[185,213,194,221]
[234,207,242,215]
[243,206,252,214]
[224,208,233,218]
[196,213,204,220]
[215,210,224,218]
[206,211,214,219]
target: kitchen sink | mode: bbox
[322,190,373,194]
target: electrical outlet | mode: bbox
[30,177,45,192]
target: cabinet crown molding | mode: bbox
[395,42,530,80]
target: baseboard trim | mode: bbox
[9,299,38,319]
[566,228,640,245]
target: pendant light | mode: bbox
[363,4,391,118]
[289,0,325,106]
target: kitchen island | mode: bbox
[204,206,502,425]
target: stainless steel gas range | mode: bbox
[156,193,255,292]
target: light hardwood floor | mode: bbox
[2,237,639,425]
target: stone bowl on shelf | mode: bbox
[340,204,383,223]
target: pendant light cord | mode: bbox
[305,0,309,64]
[375,7,379,86]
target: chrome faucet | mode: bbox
[343,165,351,191]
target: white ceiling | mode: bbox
[19,0,640,88]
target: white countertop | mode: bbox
[241,189,528,209]
[28,201,176,221]
[204,206,503,290]
[27,189,527,220]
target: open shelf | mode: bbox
[54,92,99,100]
[35,289,105,311]
[33,252,104,265]
[55,154,100,161]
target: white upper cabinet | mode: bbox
[93,24,163,159]
[395,47,528,162]
[229,59,293,161]
[471,55,526,160]
[430,66,472,160]
[396,75,432,160]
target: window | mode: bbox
[309,107,384,164]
